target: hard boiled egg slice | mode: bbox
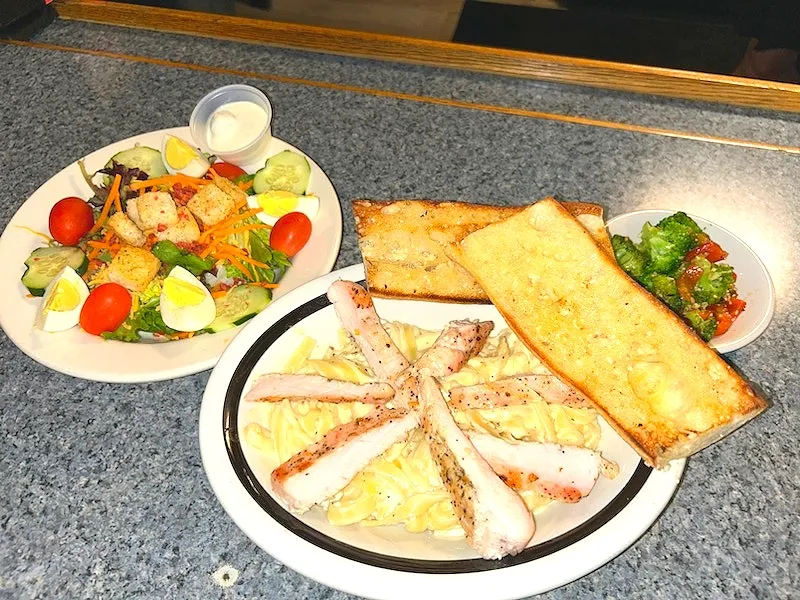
[159,266,216,332]
[246,190,319,226]
[34,266,90,332]
[161,135,210,178]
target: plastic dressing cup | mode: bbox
[190,84,273,166]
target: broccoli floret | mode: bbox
[612,235,648,279]
[692,260,736,305]
[649,274,684,312]
[639,223,686,273]
[656,212,703,235]
[684,309,718,341]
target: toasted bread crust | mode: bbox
[353,199,612,303]
[449,198,768,468]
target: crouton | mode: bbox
[127,192,178,231]
[107,245,161,292]
[156,207,201,244]
[107,212,146,247]
[187,181,236,228]
[212,173,247,205]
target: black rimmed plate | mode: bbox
[199,264,685,599]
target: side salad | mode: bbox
[23,134,321,342]
[612,212,746,341]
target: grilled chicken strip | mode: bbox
[448,374,591,411]
[418,376,535,559]
[271,407,417,513]
[245,374,395,404]
[395,319,494,409]
[468,433,618,503]
[327,280,410,380]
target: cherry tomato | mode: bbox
[212,161,248,180]
[270,212,312,257]
[80,283,132,335]
[49,197,94,246]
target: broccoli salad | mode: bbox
[612,212,746,341]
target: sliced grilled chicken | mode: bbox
[448,374,591,411]
[395,319,494,409]
[327,280,410,380]
[418,376,535,559]
[271,407,417,513]
[245,374,395,404]
[467,433,618,503]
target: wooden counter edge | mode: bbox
[54,0,800,113]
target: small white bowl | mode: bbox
[190,84,273,167]
[606,209,775,353]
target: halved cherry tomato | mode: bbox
[212,161,247,180]
[49,197,94,246]
[80,283,132,335]
[685,240,728,263]
[270,212,312,257]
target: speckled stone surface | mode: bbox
[1,19,799,600]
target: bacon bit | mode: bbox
[171,183,197,206]
[157,223,168,232]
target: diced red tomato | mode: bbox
[270,212,312,257]
[212,161,248,180]
[726,297,747,318]
[685,240,728,263]
[709,296,747,337]
[49,197,94,245]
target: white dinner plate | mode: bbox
[199,264,685,600]
[606,210,775,354]
[0,127,342,383]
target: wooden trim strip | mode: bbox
[6,38,800,156]
[52,0,800,113]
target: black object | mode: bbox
[0,0,54,39]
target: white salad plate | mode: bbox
[606,210,775,354]
[199,263,686,600]
[0,127,342,383]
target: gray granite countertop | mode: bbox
[1,18,798,600]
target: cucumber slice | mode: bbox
[105,146,168,179]
[22,247,88,296]
[252,150,311,195]
[207,285,271,333]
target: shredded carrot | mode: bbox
[209,223,271,238]
[113,192,122,213]
[88,174,122,236]
[222,255,251,280]
[199,208,262,241]
[129,174,211,191]
[174,331,195,340]
[236,181,252,192]
[215,243,248,256]
[211,290,228,299]
[233,254,270,269]
[208,167,219,178]
[87,241,111,248]
[253,281,280,289]
[198,244,217,259]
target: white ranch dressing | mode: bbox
[206,101,269,153]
